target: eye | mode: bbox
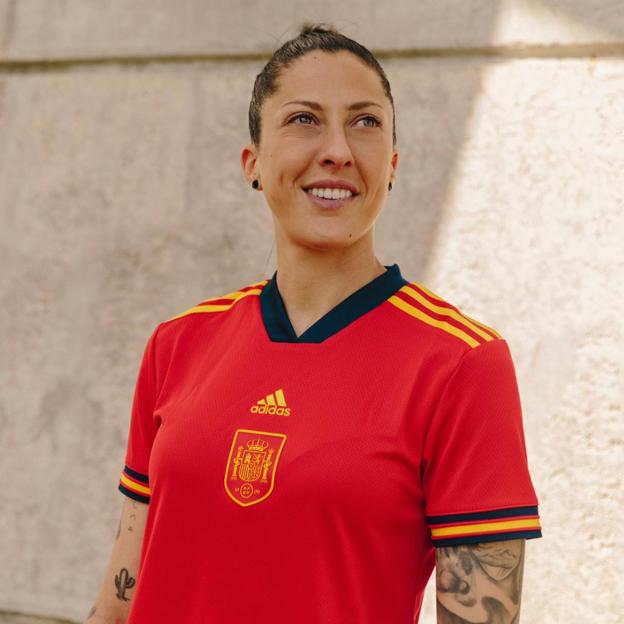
[356,115,381,128]
[288,112,316,125]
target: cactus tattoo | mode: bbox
[114,567,136,601]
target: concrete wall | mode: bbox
[1,1,622,622]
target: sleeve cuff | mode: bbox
[427,505,542,547]
[118,464,151,504]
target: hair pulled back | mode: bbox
[248,23,396,148]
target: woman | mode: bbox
[86,23,541,624]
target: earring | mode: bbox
[252,179,259,189]
[388,181,393,191]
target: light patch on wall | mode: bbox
[492,0,617,46]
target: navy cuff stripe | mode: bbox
[427,505,539,525]
[118,483,151,504]
[432,529,542,547]
[124,464,149,484]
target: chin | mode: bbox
[292,229,365,251]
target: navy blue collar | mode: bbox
[259,264,408,343]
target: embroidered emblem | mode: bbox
[224,428,287,507]
[250,388,291,415]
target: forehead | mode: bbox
[269,50,388,109]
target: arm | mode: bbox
[83,496,149,624]
[435,538,525,624]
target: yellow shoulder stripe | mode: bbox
[449,309,502,339]
[415,283,502,339]
[201,279,268,304]
[400,285,498,342]
[166,280,268,322]
[388,295,481,348]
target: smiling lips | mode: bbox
[307,187,354,200]
[303,187,357,209]
[302,179,359,206]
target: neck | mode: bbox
[272,235,387,338]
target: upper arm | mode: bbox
[435,538,525,624]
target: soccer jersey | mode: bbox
[118,263,541,623]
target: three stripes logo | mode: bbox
[250,388,291,416]
[387,283,502,348]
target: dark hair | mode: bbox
[248,23,396,149]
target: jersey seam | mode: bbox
[418,339,507,491]
[418,346,470,468]
[151,321,164,426]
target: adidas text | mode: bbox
[250,405,291,416]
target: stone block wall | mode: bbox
[1,2,622,622]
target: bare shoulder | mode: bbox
[435,539,525,623]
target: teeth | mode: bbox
[307,187,353,199]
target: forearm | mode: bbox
[435,538,526,624]
[84,500,146,623]
[84,564,136,623]
[84,559,136,623]
[84,611,126,624]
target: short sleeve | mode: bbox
[118,324,161,504]
[422,338,542,547]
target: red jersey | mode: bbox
[118,264,541,623]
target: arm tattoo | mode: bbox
[117,501,139,540]
[436,539,525,623]
[114,567,136,601]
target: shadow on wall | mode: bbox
[0,0,621,623]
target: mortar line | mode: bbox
[0,42,622,74]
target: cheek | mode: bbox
[361,165,385,195]
[269,151,308,184]
[356,145,390,176]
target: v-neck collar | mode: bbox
[259,264,408,343]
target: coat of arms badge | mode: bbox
[224,428,287,507]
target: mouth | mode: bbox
[302,187,359,210]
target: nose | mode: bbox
[317,124,353,169]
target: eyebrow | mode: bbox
[280,99,383,111]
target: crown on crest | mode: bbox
[247,439,269,452]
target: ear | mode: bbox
[241,143,259,185]
[389,149,399,186]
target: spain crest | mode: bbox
[224,428,287,507]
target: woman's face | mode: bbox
[242,50,399,253]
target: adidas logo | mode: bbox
[250,388,291,416]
